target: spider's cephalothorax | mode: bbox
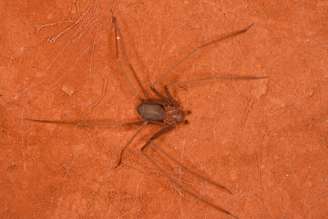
[135,86,190,150]
[137,99,188,126]
[137,86,189,127]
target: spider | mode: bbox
[26,8,267,218]
[110,15,266,168]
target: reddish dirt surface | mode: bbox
[1,0,327,219]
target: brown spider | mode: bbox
[111,15,266,170]
[26,10,267,218]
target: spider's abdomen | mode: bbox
[137,102,165,122]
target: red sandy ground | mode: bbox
[1,0,327,218]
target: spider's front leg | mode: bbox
[141,125,175,152]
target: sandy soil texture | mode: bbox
[1,0,327,218]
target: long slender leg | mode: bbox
[199,23,253,49]
[24,118,144,129]
[111,15,150,99]
[150,85,166,99]
[150,85,178,105]
[152,143,232,194]
[142,146,238,218]
[140,126,174,151]
[153,23,255,87]
[128,63,150,98]
[110,0,119,56]
[114,122,147,168]
[163,86,174,100]
[163,85,180,105]
[112,16,149,97]
[112,15,119,59]
[166,74,268,89]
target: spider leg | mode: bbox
[152,143,232,194]
[142,146,238,218]
[25,118,144,130]
[150,85,178,105]
[141,125,174,151]
[166,74,268,89]
[150,85,166,99]
[163,85,179,105]
[169,24,254,74]
[199,23,253,49]
[128,63,150,98]
[114,121,147,168]
[111,15,150,99]
[153,23,254,88]
[111,15,119,59]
